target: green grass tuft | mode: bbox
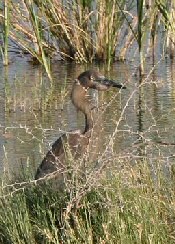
[0,159,175,243]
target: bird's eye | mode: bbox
[90,76,94,80]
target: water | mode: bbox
[0,56,175,176]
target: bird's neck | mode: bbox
[83,108,93,134]
[71,81,93,134]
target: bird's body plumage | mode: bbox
[35,70,126,181]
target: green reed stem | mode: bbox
[3,0,9,66]
[24,0,52,81]
[137,0,144,75]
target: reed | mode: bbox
[23,0,52,81]
[1,1,175,73]
[156,0,175,58]
[137,0,144,74]
[2,0,126,65]
[3,0,53,80]
[115,1,175,69]
[144,1,175,61]
[2,0,9,66]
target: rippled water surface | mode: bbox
[0,56,175,176]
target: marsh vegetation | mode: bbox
[1,159,175,243]
[1,1,175,71]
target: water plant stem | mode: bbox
[137,0,144,75]
[3,0,9,66]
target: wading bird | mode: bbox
[35,70,126,182]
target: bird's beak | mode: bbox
[94,76,126,90]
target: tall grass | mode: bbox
[143,0,175,61]
[2,0,126,64]
[156,0,175,58]
[23,0,52,81]
[0,158,174,243]
[1,0,9,66]
[117,1,175,71]
[137,0,144,74]
[1,1,175,73]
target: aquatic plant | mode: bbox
[1,1,175,76]
[137,0,144,74]
[1,0,9,66]
[1,0,126,64]
[116,0,175,71]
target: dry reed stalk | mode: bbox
[3,0,126,64]
[2,0,175,68]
